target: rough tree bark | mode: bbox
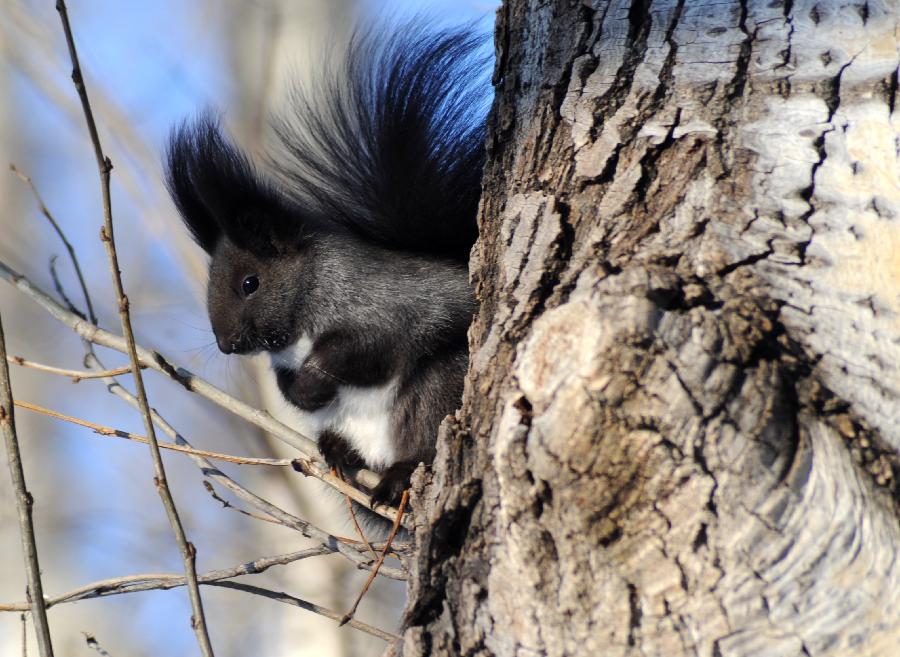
[398,1,900,656]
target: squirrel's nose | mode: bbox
[216,336,235,354]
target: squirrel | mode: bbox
[164,23,489,510]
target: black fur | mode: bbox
[317,429,366,472]
[165,23,489,515]
[272,24,489,261]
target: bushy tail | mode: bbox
[271,22,492,262]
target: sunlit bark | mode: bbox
[399,2,900,656]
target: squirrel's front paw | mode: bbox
[275,366,338,411]
[318,429,365,472]
[370,461,417,508]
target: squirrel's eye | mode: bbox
[241,275,260,296]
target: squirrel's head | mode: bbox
[204,237,313,354]
[165,116,318,354]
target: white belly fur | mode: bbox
[271,339,399,470]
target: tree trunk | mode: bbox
[398,1,900,656]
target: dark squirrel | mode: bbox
[165,24,489,508]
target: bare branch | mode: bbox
[208,582,400,643]
[6,355,137,382]
[0,546,330,611]
[21,613,27,657]
[13,399,297,466]
[0,546,399,642]
[81,351,408,580]
[82,633,113,657]
[202,480,282,525]
[9,164,97,325]
[5,176,387,573]
[6,145,410,575]
[48,257,86,321]
[341,490,410,627]
[0,259,412,529]
[0,314,54,657]
[2,3,208,285]
[345,488,378,561]
[54,2,213,652]
[5,49,409,657]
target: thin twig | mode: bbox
[82,633,112,657]
[81,351,407,579]
[338,468,377,561]
[20,613,27,657]
[209,582,399,643]
[15,184,399,573]
[6,355,136,382]
[0,547,399,642]
[15,120,404,599]
[0,314,54,657]
[345,494,378,560]
[202,481,281,525]
[9,164,97,325]
[14,399,297,466]
[7,163,410,542]
[54,2,213,653]
[0,259,411,529]
[0,546,331,611]
[340,489,409,627]
[3,3,208,285]
[49,257,85,322]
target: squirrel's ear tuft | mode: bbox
[165,115,300,255]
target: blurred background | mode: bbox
[0,1,495,655]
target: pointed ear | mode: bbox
[165,115,298,255]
